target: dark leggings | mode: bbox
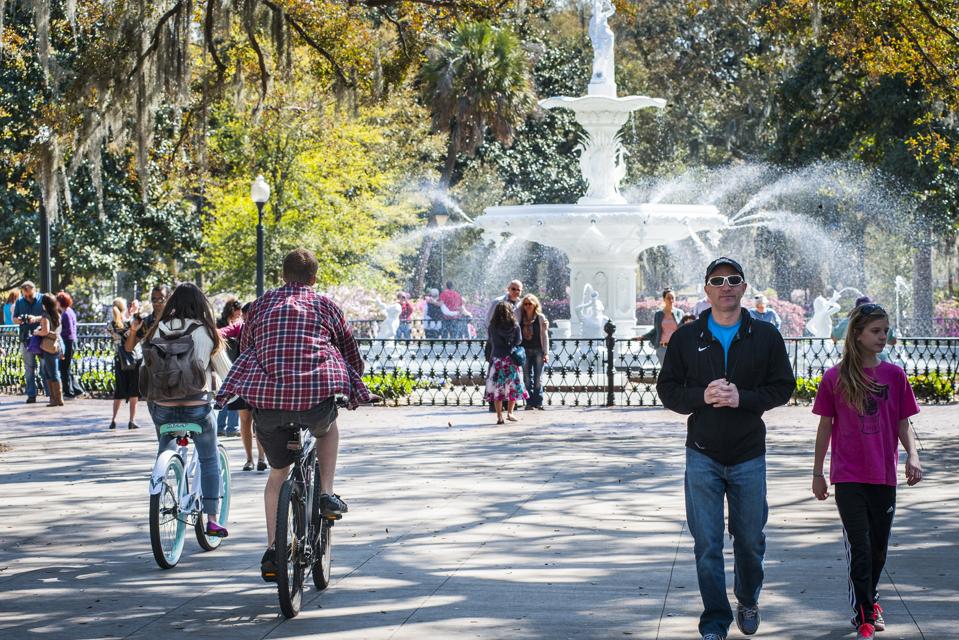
[834,482,896,625]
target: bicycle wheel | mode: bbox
[312,518,333,591]
[150,454,187,569]
[275,480,305,618]
[195,444,231,551]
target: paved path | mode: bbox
[0,397,956,639]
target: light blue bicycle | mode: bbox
[149,422,232,569]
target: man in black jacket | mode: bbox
[657,257,795,640]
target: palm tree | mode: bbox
[413,21,534,294]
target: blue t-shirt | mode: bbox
[13,296,43,342]
[748,308,781,331]
[708,314,741,369]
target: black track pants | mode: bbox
[834,482,896,625]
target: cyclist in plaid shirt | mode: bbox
[217,248,371,582]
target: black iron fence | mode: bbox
[2,324,956,405]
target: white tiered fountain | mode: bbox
[476,0,727,337]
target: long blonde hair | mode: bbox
[520,294,543,342]
[839,304,889,414]
[520,293,542,319]
[111,297,126,327]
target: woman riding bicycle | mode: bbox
[142,283,232,538]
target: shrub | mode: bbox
[794,376,822,402]
[793,372,956,404]
[766,299,806,337]
[908,372,956,403]
[540,298,570,321]
[934,299,959,337]
[362,371,432,406]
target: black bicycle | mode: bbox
[274,423,337,618]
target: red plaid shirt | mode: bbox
[216,283,370,410]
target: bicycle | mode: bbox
[273,423,337,618]
[149,421,232,569]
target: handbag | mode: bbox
[118,343,141,371]
[510,345,526,367]
[40,333,60,354]
[26,335,44,355]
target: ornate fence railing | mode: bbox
[2,324,956,405]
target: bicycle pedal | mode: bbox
[323,513,342,521]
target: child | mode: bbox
[810,303,922,640]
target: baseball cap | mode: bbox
[854,295,872,307]
[704,257,745,282]
[21,280,36,289]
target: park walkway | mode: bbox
[0,397,955,639]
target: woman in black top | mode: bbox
[484,301,527,424]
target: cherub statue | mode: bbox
[375,297,401,339]
[576,283,609,339]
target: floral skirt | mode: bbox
[484,356,528,403]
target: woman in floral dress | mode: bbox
[484,301,527,424]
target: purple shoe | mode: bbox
[205,521,229,538]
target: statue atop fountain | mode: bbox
[588,0,616,97]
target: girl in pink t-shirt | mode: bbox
[811,303,922,640]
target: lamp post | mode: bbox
[38,198,52,293]
[434,211,449,285]
[250,175,271,298]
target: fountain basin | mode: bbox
[477,202,726,337]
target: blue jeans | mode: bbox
[685,448,768,637]
[522,348,544,407]
[41,351,61,382]
[149,403,221,516]
[20,344,39,397]
[216,408,239,432]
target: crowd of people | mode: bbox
[2,252,925,640]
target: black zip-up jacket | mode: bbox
[656,308,795,465]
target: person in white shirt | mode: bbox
[141,282,232,538]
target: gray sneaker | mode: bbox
[702,634,725,640]
[736,603,760,635]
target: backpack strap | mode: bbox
[158,322,204,340]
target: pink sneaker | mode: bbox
[205,521,229,538]
[857,622,876,639]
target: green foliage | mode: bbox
[794,375,822,402]
[202,85,440,297]
[361,371,431,406]
[793,372,956,403]
[420,21,535,164]
[907,372,956,403]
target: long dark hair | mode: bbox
[144,282,224,354]
[41,293,60,329]
[489,301,516,333]
[217,297,242,328]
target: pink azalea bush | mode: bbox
[766,298,806,337]
[934,299,959,337]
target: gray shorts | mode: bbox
[253,398,338,469]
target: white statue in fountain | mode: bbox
[375,297,401,339]
[576,284,609,339]
[588,0,616,96]
[805,293,842,339]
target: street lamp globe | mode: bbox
[251,175,271,204]
[434,212,450,227]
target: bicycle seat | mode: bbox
[159,422,204,436]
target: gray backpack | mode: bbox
[140,323,208,402]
